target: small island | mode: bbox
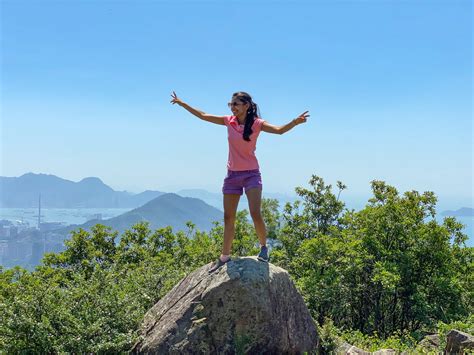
[441,207,474,217]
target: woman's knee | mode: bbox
[224,212,236,224]
[250,209,263,222]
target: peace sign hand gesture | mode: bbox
[294,111,310,125]
[170,91,184,106]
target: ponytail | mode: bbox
[231,92,260,142]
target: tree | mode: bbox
[272,176,472,338]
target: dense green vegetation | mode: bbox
[1,175,472,353]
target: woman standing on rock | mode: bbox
[170,91,309,273]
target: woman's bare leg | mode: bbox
[222,193,241,255]
[245,187,267,246]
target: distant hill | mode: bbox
[57,193,223,234]
[0,173,165,208]
[128,190,165,207]
[441,207,474,217]
[177,189,223,210]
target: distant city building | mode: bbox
[0,225,18,238]
[0,220,13,227]
[0,240,8,264]
[6,240,31,263]
[14,220,31,233]
[87,213,103,222]
[0,226,11,238]
[11,226,18,237]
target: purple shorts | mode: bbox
[222,169,263,195]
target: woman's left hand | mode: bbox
[294,111,310,125]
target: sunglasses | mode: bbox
[227,102,244,108]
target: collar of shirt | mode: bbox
[229,116,245,131]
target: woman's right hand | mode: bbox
[170,91,184,106]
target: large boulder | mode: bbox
[445,329,474,354]
[132,256,318,354]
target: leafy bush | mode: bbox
[316,318,419,354]
[340,329,418,353]
[316,317,341,354]
[436,314,474,351]
[272,175,472,338]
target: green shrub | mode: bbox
[340,329,418,352]
[436,314,474,351]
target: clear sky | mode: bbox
[1,0,472,210]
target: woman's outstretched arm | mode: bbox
[261,111,310,135]
[170,91,225,125]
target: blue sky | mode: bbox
[1,0,472,211]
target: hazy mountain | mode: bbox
[57,193,223,234]
[441,207,474,217]
[177,189,223,210]
[0,173,165,208]
[129,190,166,207]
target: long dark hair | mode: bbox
[232,91,260,141]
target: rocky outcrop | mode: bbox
[445,329,474,354]
[336,341,370,354]
[132,256,318,354]
[417,333,440,352]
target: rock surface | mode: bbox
[417,333,440,352]
[336,341,398,355]
[445,329,474,354]
[336,341,370,354]
[372,350,396,355]
[132,256,318,354]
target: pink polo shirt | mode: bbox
[224,115,265,171]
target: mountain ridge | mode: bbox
[0,173,164,208]
[57,192,223,234]
[441,207,474,217]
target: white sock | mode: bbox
[220,254,230,262]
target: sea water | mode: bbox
[0,208,131,226]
